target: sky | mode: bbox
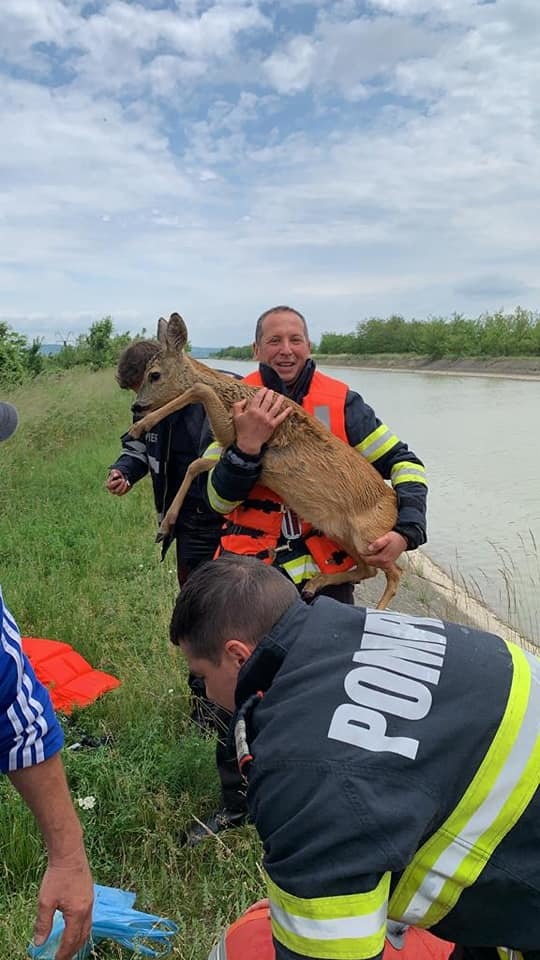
[1,0,539,346]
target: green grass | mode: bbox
[0,368,264,958]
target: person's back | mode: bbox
[170,556,540,960]
[238,598,540,955]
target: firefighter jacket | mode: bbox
[232,597,540,960]
[110,406,221,533]
[203,361,427,587]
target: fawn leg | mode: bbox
[302,560,378,599]
[157,458,216,543]
[130,384,236,447]
[302,560,401,611]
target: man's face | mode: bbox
[181,641,250,712]
[254,310,311,385]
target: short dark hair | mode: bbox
[115,339,160,390]
[254,306,309,344]
[170,556,298,663]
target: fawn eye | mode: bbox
[149,371,161,383]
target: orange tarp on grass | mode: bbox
[22,636,121,713]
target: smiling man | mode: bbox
[204,305,428,603]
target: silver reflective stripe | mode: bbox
[281,556,320,583]
[312,404,330,428]
[402,649,540,924]
[390,462,427,485]
[204,441,223,462]
[207,468,242,514]
[207,933,227,960]
[148,455,160,474]
[123,439,148,465]
[357,426,398,463]
[270,900,387,941]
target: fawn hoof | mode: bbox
[159,535,174,561]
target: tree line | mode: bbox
[214,308,540,360]
[3,306,540,388]
[0,317,138,387]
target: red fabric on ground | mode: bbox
[22,636,121,713]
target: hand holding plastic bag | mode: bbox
[28,884,179,959]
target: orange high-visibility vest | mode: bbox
[218,369,356,576]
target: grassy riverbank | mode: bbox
[0,367,534,957]
[0,369,263,959]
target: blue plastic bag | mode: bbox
[28,883,179,958]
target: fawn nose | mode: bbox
[131,401,145,420]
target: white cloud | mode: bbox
[263,14,443,97]
[0,0,539,343]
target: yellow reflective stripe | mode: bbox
[203,441,223,462]
[280,555,320,583]
[267,872,390,960]
[207,468,242,514]
[391,462,427,486]
[390,644,540,927]
[356,424,399,463]
[497,951,524,960]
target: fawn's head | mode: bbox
[131,312,195,419]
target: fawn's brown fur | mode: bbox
[130,313,401,609]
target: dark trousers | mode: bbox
[187,675,247,813]
[177,526,247,814]
[316,582,355,605]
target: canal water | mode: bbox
[206,359,540,639]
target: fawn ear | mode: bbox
[167,313,188,353]
[157,317,168,343]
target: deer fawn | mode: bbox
[129,313,401,609]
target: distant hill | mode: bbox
[189,346,221,358]
[39,343,221,358]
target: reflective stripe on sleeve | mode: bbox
[390,644,540,928]
[267,872,390,960]
[356,425,399,463]
[280,555,320,584]
[390,462,427,487]
[203,441,223,462]
[207,467,243,514]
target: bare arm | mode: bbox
[9,753,93,960]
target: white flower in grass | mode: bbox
[77,795,96,810]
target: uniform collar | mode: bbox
[258,359,316,404]
[234,599,310,708]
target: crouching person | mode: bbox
[170,555,540,960]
